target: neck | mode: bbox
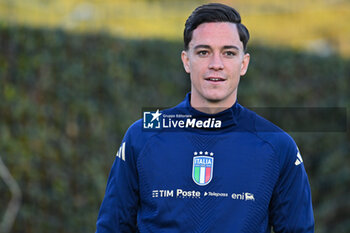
[190,94,236,114]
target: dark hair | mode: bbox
[184,3,250,52]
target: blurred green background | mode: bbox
[0,0,349,232]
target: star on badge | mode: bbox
[151,109,162,122]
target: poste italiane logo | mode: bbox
[192,151,214,186]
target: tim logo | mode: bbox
[192,154,214,186]
[143,109,162,129]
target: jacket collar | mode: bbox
[172,93,240,130]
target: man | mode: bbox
[96,3,314,232]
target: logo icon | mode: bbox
[115,142,126,161]
[245,193,255,201]
[192,152,214,186]
[143,109,162,129]
[294,150,303,166]
[152,190,159,198]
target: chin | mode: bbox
[205,95,226,103]
[204,91,236,104]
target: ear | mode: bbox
[240,53,250,76]
[181,50,191,73]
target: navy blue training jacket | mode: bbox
[96,93,314,233]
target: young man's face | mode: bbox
[181,22,250,110]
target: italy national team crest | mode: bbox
[192,152,214,186]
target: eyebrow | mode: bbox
[193,44,240,51]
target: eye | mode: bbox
[197,50,209,56]
[224,51,237,57]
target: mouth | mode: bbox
[205,77,226,83]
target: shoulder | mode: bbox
[121,119,160,158]
[239,105,295,141]
[239,106,299,166]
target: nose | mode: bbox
[208,53,224,70]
